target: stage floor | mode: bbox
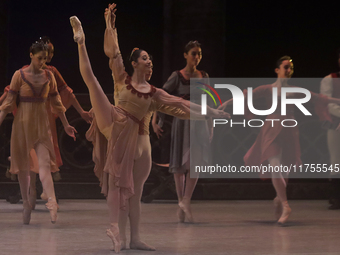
[0,199,339,255]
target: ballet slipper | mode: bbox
[273,196,282,221]
[29,189,37,210]
[130,240,156,251]
[23,201,32,225]
[69,16,85,44]
[277,201,291,226]
[106,223,121,253]
[45,197,58,224]
[179,197,194,223]
[177,206,185,223]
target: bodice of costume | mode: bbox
[163,70,208,99]
[0,68,65,114]
[115,78,156,135]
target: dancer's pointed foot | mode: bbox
[23,201,32,225]
[130,240,155,251]
[45,197,58,224]
[107,223,121,253]
[273,196,282,221]
[277,201,291,226]
[29,190,37,210]
[177,206,185,223]
[179,198,194,223]
[70,16,85,44]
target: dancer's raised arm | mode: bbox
[104,3,127,90]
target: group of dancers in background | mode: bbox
[1,3,340,253]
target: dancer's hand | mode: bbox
[152,122,163,139]
[64,125,77,141]
[105,3,117,29]
[217,99,233,112]
[208,108,230,119]
[217,104,225,111]
[81,110,93,123]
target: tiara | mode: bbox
[129,47,139,60]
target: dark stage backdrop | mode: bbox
[2,1,340,90]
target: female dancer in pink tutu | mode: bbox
[70,3,228,252]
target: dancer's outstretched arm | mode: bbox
[70,16,112,133]
[152,88,230,119]
[104,4,127,94]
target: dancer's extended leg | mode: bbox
[70,16,112,132]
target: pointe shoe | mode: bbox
[45,198,58,224]
[70,16,85,44]
[41,192,59,210]
[179,198,194,223]
[23,201,32,225]
[177,206,185,223]
[273,197,282,221]
[29,190,37,210]
[106,223,121,253]
[277,201,291,226]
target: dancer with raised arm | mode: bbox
[152,41,211,223]
[219,56,340,225]
[70,3,228,252]
[0,41,77,224]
